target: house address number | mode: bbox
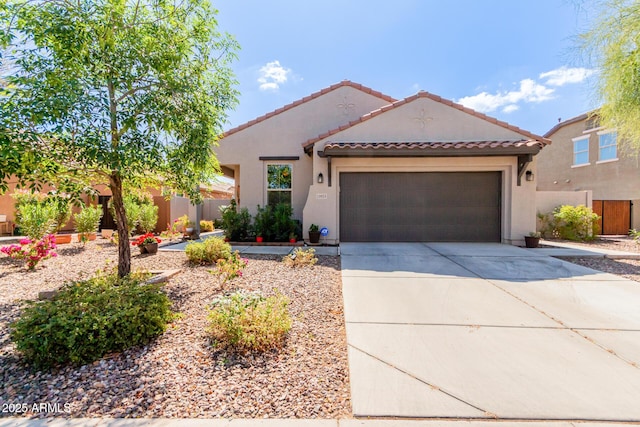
[316,193,328,199]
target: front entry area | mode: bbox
[339,172,501,242]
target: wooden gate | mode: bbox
[592,200,631,235]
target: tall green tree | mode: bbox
[0,0,238,277]
[580,0,640,149]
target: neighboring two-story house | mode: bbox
[538,112,640,234]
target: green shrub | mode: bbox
[74,205,103,234]
[10,273,175,369]
[47,195,72,233]
[12,190,46,227]
[220,199,251,241]
[185,236,232,265]
[16,202,57,239]
[630,229,640,242]
[138,203,159,233]
[253,204,272,239]
[553,204,600,241]
[207,290,291,353]
[200,220,214,232]
[108,193,155,235]
[272,203,296,242]
[282,248,318,268]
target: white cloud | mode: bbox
[257,60,291,91]
[457,79,554,113]
[539,66,595,86]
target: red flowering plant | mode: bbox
[131,233,162,246]
[0,234,57,270]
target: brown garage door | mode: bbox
[339,172,501,242]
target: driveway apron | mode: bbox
[341,242,640,420]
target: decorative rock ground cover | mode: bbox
[0,240,350,418]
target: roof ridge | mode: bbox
[222,80,397,138]
[543,110,597,138]
[302,90,551,151]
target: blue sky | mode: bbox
[215,1,600,137]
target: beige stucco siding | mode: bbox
[324,97,527,143]
[538,119,640,200]
[214,86,392,218]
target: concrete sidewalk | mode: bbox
[341,242,640,421]
[0,419,631,427]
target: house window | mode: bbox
[572,136,589,166]
[598,131,617,162]
[267,164,292,206]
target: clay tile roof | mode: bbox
[323,140,545,152]
[303,91,550,151]
[222,80,396,138]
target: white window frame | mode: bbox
[596,130,618,163]
[571,135,590,167]
[265,163,293,206]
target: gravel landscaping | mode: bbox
[548,236,640,283]
[0,239,350,419]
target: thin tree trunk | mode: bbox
[110,173,131,278]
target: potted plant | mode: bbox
[308,223,321,244]
[289,232,297,244]
[256,233,263,243]
[75,205,103,243]
[132,232,162,254]
[524,231,541,248]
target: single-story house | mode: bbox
[215,80,549,245]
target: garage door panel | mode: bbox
[340,172,501,242]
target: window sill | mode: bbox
[571,163,590,168]
[596,158,619,164]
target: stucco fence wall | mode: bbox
[169,196,230,225]
[535,190,593,233]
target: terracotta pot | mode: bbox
[256,236,263,243]
[101,229,114,239]
[289,238,296,243]
[77,232,96,242]
[54,234,72,244]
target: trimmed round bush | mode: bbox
[10,273,175,369]
[185,237,231,265]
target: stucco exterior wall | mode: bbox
[538,118,640,200]
[215,86,392,220]
[536,191,593,215]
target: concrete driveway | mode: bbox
[341,242,640,421]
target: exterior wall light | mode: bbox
[525,170,534,181]
[317,173,324,184]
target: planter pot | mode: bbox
[289,238,296,244]
[309,230,321,244]
[77,232,96,242]
[524,236,540,248]
[143,242,158,254]
[54,234,72,244]
[256,236,263,243]
[101,229,114,239]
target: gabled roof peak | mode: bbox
[222,80,396,138]
[302,90,550,151]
